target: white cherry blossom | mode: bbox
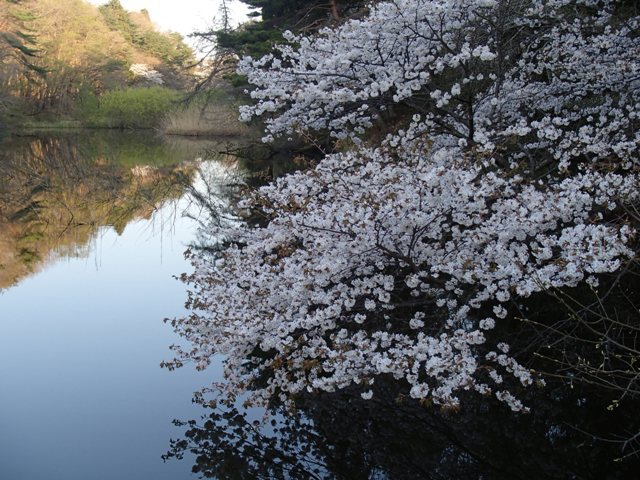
[170,0,640,412]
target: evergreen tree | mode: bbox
[98,0,138,44]
[0,0,43,115]
[98,0,193,67]
[216,0,365,58]
[0,0,41,70]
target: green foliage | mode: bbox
[22,87,183,130]
[98,0,138,43]
[96,87,182,129]
[213,1,364,61]
[216,25,284,58]
[1,0,196,123]
[74,88,100,120]
[137,30,193,67]
[17,247,39,266]
[0,1,43,76]
[239,0,321,22]
[98,0,194,67]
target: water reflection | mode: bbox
[165,378,640,480]
[0,131,224,289]
[3,131,636,479]
[0,130,246,480]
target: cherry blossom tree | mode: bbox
[168,0,640,413]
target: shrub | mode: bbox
[98,86,181,129]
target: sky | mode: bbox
[87,0,252,45]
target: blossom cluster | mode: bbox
[175,138,637,411]
[239,0,503,141]
[239,0,639,172]
[129,63,164,85]
[171,0,640,411]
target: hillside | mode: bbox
[0,0,196,124]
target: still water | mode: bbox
[2,131,640,480]
[0,131,232,480]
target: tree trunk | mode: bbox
[329,0,340,20]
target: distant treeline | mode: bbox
[0,0,195,126]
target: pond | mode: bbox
[0,131,239,480]
[1,131,639,480]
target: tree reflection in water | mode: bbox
[164,377,640,480]
[0,131,217,289]
[164,146,640,480]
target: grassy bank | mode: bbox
[7,87,252,138]
[161,91,250,137]
[4,86,181,132]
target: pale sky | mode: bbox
[87,0,252,44]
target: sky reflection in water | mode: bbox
[0,134,223,480]
[4,133,639,480]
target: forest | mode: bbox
[0,0,196,130]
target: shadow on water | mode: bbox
[0,130,234,290]
[163,378,640,480]
[160,143,640,480]
[0,130,259,480]
[6,131,637,479]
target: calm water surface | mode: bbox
[2,131,640,480]
[0,131,230,480]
